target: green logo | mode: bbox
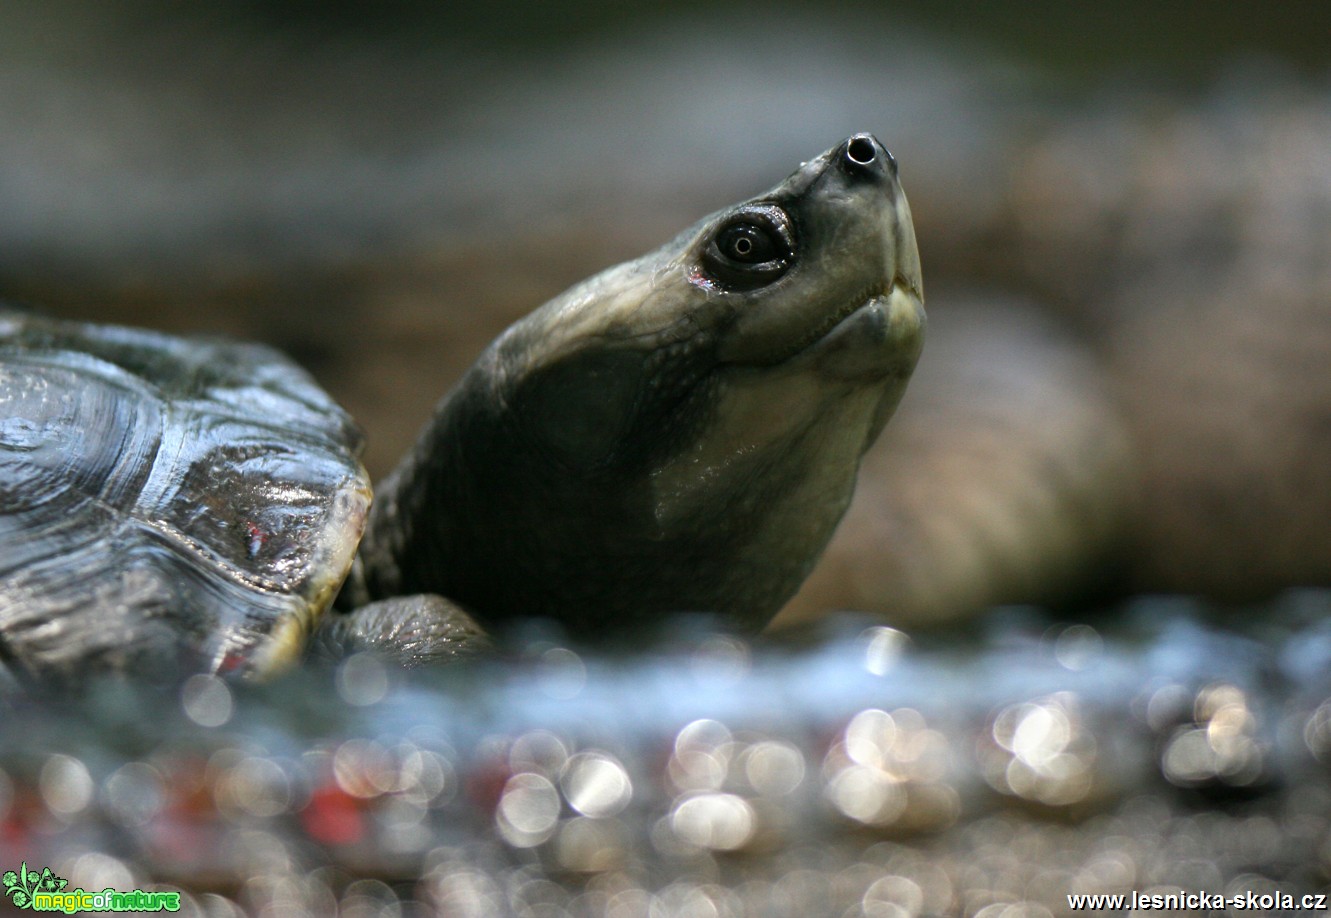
[4,863,66,908]
[3,863,180,913]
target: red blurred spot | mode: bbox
[246,521,267,556]
[0,787,44,852]
[165,757,215,819]
[300,782,364,846]
[1,812,29,849]
[464,757,512,813]
[215,652,247,675]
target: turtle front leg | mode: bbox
[311,595,492,666]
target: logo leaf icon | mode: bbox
[2,861,65,909]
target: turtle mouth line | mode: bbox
[810,284,885,345]
[727,281,892,368]
[779,274,915,364]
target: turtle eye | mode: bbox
[718,223,777,263]
[701,205,794,289]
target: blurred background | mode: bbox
[6,4,1331,913]
[3,1,1331,625]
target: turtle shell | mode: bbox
[0,310,371,685]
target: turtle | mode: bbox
[0,133,923,687]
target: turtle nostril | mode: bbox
[839,133,896,180]
[846,135,877,166]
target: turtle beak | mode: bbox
[836,132,921,300]
[784,134,922,383]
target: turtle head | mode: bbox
[368,134,925,635]
[497,132,923,469]
[698,132,924,377]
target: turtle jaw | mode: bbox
[794,281,926,384]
